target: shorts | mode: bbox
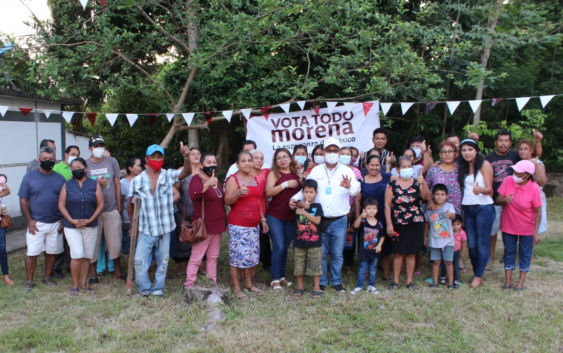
[491,205,503,235]
[91,209,122,263]
[64,227,98,259]
[429,246,454,262]
[294,247,322,277]
[26,221,64,256]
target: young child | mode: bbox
[424,184,456,289]
[294,180,324,298]
[350,198,384,295]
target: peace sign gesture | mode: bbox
[340,175,351,189]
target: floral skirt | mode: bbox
[228,224,260,268]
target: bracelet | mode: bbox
[260,218,267,223]
[281,181,289,190]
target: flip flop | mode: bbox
[460,267,469,273]
[245,286,265,295]
[293,288,304,297]
[311,291,323,298]
[69,287,79,295]
[233,290,249,300]
[114,273,127,281]
[502,285,511,291]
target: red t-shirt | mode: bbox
[497,178,543,236]
[227,174,265,227]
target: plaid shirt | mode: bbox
[128,169,181,236]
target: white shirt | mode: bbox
[291,162,360,218]
[225,162,271,179]
[462,172,493,205]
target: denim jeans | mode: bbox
[134,232,170,296]
[0,227,8,276]
[122,223,131,255]
[266,215,296,281]
[463,204,495,278]
[440,250,460,282]
[356,258,378,288]
[96,235,115,273]
[503,232,534,273]
[320,215,348,287]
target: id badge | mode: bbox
[325,186,332,195]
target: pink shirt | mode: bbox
[454,229,467,252]
[497,178,543,236]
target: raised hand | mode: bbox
[360,208,367,219]
[533,129,543,142]
[420,140,427,154]
[206,170,218,187]
[340,175,351,189]
[468,128,479,140]
[239,182,249,196]
[180,141,190,158]
[416,174,425,185]
[385,152,394,165]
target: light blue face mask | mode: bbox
[339,155,351,165]
[68,156,77,166]
[295,156,307,165]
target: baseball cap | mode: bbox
[146,144,165,156]
[323,137,341,149]
[511,160,535,175]
[89,134,105,147]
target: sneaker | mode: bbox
[42,276,57,286]
[51,270,65,280]
[366,286,379,294]
[350,287,363,295]
[447,285,455,290]
[454,280,462,286]
[23,280,35,292]
[319,285,326,292]
[331,284,346,292]
[89,277,99,285]
[439,277,446,285]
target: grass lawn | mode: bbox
[1,199,563,352]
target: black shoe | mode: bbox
[319,285,326,292]
[88,277,99,285]
[331,284,346,293]
[406,283,419,291]
[52,270,65,280]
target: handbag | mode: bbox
[179,176,208,243]
[1,214,13,229]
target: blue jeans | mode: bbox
[463,204,495,278]
[266,215,296,281]
[134,232,170,296]
[0,227,8,276]
[122,223,131,255]
[503,232,534,273]
[320,215,348,287]
[356,258,378,288]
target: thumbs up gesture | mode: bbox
[533,129,543,142]
[506,192,514,204]
[180,141,190,158]
[472,181,481,195]
[468,128,480,141]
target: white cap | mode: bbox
[323,137,341,149]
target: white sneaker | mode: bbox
[366,286,379,294]
[350,287,363,295]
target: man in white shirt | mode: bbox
[290,137,360,292]
[225,140,271,179]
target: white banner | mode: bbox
[247,102,380,165]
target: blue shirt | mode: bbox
[63,178,99,228]
[18,169,66,223]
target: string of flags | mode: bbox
[0,94,560,128]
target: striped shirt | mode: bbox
[128,169,181,237]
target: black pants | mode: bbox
[53,236,71,272]
[343,246,356,267]
[259,225,272,269]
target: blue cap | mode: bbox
[146,144,165,156]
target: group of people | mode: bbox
[0,125,547,297]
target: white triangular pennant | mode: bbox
[539,95,555,108]
[468,100,482,113]
[222,110,233,122]
[166,113,175,122]
[43,110,56,119]
[326,101,338,113]
[105,113,119,126]
[182,113,195,126]
[400,102,414,115]
[296,101,306,110]
[279,103,290,114]
[126,114,138,127]
[447,101,461,115]
[380,103,392,116]
[241,109,252,119]
[79,0,89,10]
[0,106,8,117]
[515,97,531,112]
[62,111,74,123]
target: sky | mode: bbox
[0,0,51,38]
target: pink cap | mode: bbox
[511,160,535,175]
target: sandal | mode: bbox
[233,290,249,300]
[429,284,438,289]
[389,282,400,290]
[502,285,512,291]
[280,278,293,287]
[311,291,323,298]
[406,283,419,290]
[88,277,99,285]
[114,273,127,281]
[270,280,282,291]
[69,287,79,295]
[460,267,469,273]
[245,286,265,295]
[381,276,392,281]
[514,287,525,291]
[293,288,304,297]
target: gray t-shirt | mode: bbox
[423,202,455,249]
[86,156,121,212]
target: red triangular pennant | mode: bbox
[312,100,320,114]
[363,102,375,117]
[100,0,107,11]
[18,107,33,116]
[204,111,214,125]
[147,114,159,127]
[425,102,437,114]
[86,112,97,126]
[261,106,272,120]
[492,98,505,106]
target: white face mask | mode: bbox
[412,148,422,158]
[400,167,414,180]
[313,156,325,165]
[92,147,105,159]
[67,156,77,165]
[513,175,525,184]
[325,153,339,165]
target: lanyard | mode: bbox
[324,163,340,186]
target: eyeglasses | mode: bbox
[325,149,340,153]
[276,155,290,161]
[440,150,455,155]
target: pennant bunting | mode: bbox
[296,101,306,110]
[62,111,74,123]
[446,101,461,115]
[105,113,118,126]
[515,97,531,112]
[79,0,89,10]
[182,113,195,126]
[18,107,33,116]
[492,98,505,106]
[0,106,9,117]
[126,114,138,127]
[326,101,338,113]
[261,106,272,120]
[380,103,392,116]
[86,112,97,126]
[468,100,482,113]
[241,108,252,120]
[400,102,414,115]
[147,114,159,127]
[204,111,214,125]
[425,102,437,114]
[166,113,174,122]
[100,0,107,11]
[222,110,233,122]
[43,110,56,119]
[362,102,375,117]
[279,103,290,114]
[539,95,555,108]
[312,100,320,114]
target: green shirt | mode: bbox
[53,161,72,181]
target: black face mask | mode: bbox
[72,168,86,180]
[202,166,217,177]
[40,160,55,171]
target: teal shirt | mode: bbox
[53,161,72,181]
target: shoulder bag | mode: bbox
[179,176,208,243]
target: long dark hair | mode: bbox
[124,158,140,175]
[457,140,484,188]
